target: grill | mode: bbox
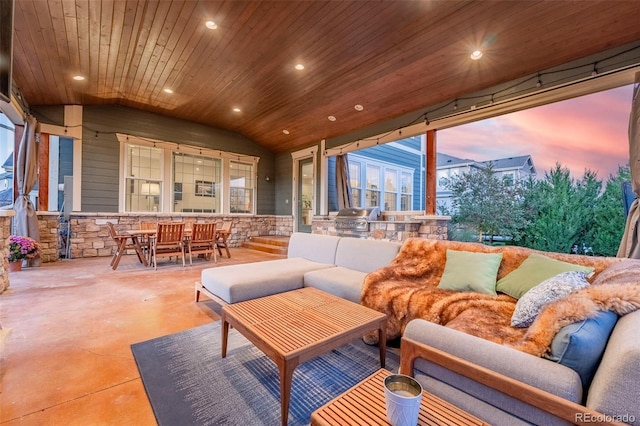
[334,207,381,232]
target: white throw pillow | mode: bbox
[511,271,590,328]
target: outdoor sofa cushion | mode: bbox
[304,267,367,303]
[201,258,335,304]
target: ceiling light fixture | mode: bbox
[233,107,241,112]
[295,64,305,70]
[354,104,364,111]
[72,75,85,81]
[470,50,483,60]
[328,115,336,121]
[282,130,290,135]
[205,21,217,30]
[163,88,173,94]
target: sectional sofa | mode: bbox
[195,232,640,425]
[196,232,401,306]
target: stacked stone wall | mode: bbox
[66,213,293,259]
[0,213,13,294]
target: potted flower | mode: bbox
[7,235,41,271]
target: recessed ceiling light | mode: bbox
[163,88,173,94]
[205,21,217,30]
[282,130,290,135]
[72,75,85,81]
[294,64,304,71]
[354,104,364,111]
[470,50,483,60]
[328,116,336,121]
[233,107,241,112]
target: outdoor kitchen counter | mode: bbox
[311,213,450,242]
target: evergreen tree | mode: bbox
[587,165,631,256]
[519,163,600,253]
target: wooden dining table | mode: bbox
[126,228,193,265]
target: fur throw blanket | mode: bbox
[360,238,640,357]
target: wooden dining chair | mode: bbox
[216,220,232,258]
[139,221,157,262]
[152,222,186,270]
[106,222,147,270]
[188,223,217,265]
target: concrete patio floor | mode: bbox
[0,248,285,425]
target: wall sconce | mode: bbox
[265,175,271,182]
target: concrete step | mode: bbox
[241,240,288,255]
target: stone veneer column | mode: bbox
[415,215,451,240]
[36,212,60,263]
[1,210,17,294]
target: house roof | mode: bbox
[481,155,536,174]
[8,1,640,154]
[438,153,537,176]
[436,153,476,168]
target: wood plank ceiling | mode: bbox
[10,0,640,153]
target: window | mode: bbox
[118,135,258,214]
[400,172,412,210]
[502,172,515,187]
[124,145,163,212]
[347,154,413,211]
[365,165,380,208]
[173,153,222,213]
[349,161,361,208]
[384,169,397,210]
[230,161,255,213]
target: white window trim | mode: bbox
[348,153,414,211]
[116,133,259,214]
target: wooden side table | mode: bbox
[311,369,489,426]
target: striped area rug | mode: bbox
[131,321,399,426]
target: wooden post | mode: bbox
[38,133,50,210]
[425,129,437,215]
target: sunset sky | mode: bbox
[438,84,635,180]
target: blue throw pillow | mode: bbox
[545,310,618,394]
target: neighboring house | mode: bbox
[436,153,537,212]
[0,154,13,207]
[327,136,536,214]
[326,136,424,212]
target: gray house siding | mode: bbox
[344,139,423,211]
[77,105,276,214]
[275,152,293,216]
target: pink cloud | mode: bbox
[438,84,634,180]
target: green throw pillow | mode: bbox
[496,253,595,299]
[437,249,503,296]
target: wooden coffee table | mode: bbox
[311,369,489,425]
[221,287,387,426]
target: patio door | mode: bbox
[291,147,317,233]
[297,157,314,233]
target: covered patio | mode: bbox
[0,248,284,424]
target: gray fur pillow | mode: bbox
[511,271,590,328]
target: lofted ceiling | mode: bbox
[9,0,640,153]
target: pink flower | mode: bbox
[7,235,41,262]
